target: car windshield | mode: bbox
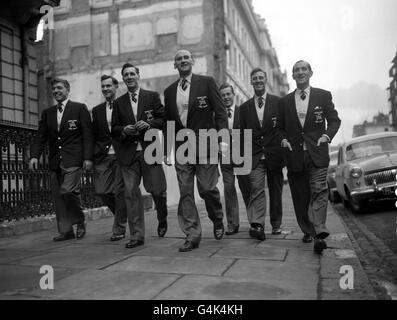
[345,136,397,161]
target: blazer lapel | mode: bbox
[289,92,303,130]
[303,89,314,130]
[233,106,240,129]
[188,74,198,113]
[50,106,58,132]
[249,98,261,129]
[170,81,183,127]
[122,93,136,124]
[137,89,145,121]
[100,102,111,135]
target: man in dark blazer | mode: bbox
[112,63,168,249]
[219,83,250,236]
[240,68,285,241]
[163,49,228,252]
[277,60,341,253]
[92,75,127,241]
[30,78,93,241]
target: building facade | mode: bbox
[40,0,289,205]
[352,112,391,138]
[40,0,288,109]
[388,50,397,131]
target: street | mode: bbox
[332,200,397,299]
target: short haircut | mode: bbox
[121,63,140,76]
[101,75,119,86]
[219,83,235,95]
[174,49,194,62]
[250,67,267,79]
[51,78,70,91]
[292,60,312,73]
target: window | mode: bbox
[0,25,24,123]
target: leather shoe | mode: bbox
[76,222,86,240]
[302,233,313,243]
[249,225,266,241]
[53,231,75,242]
[272,227,282,235]
[125,239,144,249]
[225,226,239,236]
[314,239,327,254]
[110,234,125,242]
[213,224,225,240]
[179,241,199,252]
[157,221,168,238]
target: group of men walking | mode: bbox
[30,49,341,254]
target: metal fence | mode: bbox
[0,121,102,223]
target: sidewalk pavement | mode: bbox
[0,185,377,300]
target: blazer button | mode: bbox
[58,146,62,149]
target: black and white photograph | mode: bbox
[0,0,396,307]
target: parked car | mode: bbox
[335,132,397,213]
[327,150,340,203]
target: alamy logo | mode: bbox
[40,5,54,30]
[339,265,354,290]
[39,265,54,290]
[143,121,253,175]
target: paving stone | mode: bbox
[155,275,316,300]
[0,265,82,296]
[16,244,140,269]
[224,259,318,298]
[105,256,235,276]
[212,246,287,261]
[28,270,180,300]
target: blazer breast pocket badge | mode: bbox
[67,120,78,130]
[272,116,277,128]
[144,110,154,122]
[197,96,208,109]
[314,106,324,124]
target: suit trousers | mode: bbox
[175,162,224,244]
[141,161,168,224]
[94,154,127,236]
[266,166,284,229]
[247,160,267,227]
[50,164,85,234]
[120,152,144,242]
[288,151,329,238]
[220,164,250,229]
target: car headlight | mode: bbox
[350,167,363,179]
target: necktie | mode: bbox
[57,103,63,113]
[227,107,232,119]
[181,78,188,91]
[130,92,137,103]
[300,90,307,101]
[258,97,264,109]
[109,101,114,110]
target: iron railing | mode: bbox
[0,120,102,223]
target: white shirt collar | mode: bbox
[57,98,69,108]
[180,73,193,84]
[129,88,140,97]
[296,86,311,95]
[255,92,267,101]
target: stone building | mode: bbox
[388,50,397,131]
[39,0,288,109]
[39,0,289,205]
[352,112,391,138]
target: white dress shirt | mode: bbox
[295,87,310,150]
[176,74,192,128]
[106,101,115,155]
[254,93,267,128]
[128,88,143,151]
[226,103,236,130]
